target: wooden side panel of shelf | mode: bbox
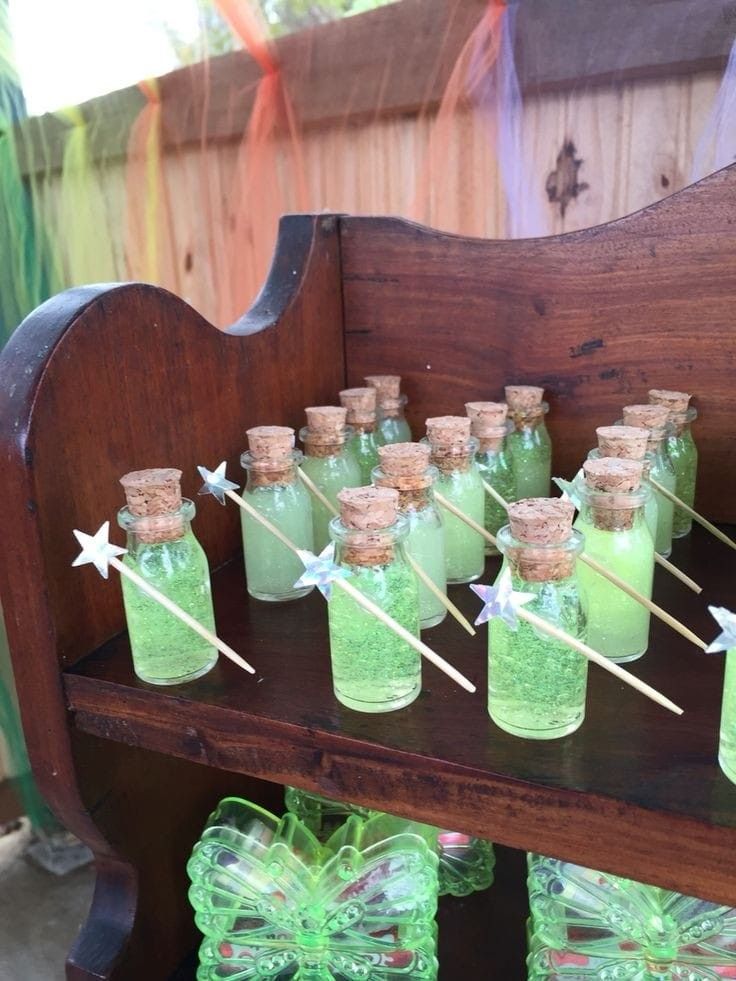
[339,164,736,521]
[0,215,345,979]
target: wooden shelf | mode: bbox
[65,524,736,906]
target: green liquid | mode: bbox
[574,516,654,662]
[405,507,447,629]
[378,415,412,444]
[666,430,698,538]
[508,424,552,499]
[476,447,516,553]
[328,561,421,712]
[348,429,382,483]
[241,481,314,601]
[436,468,485,584]
[121,533,217,685]
[301,452,362,552]
[488,571,588,739]
[719,648,736,784]
[650,453,676,556]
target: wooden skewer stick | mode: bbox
[483,479,701,594]
[298,467,476,637]
[516,605,683,715]
[225,488,477,693]
[108,557,256,675]
[649,476,736,553]
[440,488,707,652]
[297,468,338,518]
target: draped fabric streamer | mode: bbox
[54,106,117,287]
[691,36,736,182]
[213,0,308,323]
[125,79,179,292]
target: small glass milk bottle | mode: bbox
[423,416,485,584]
[488,498,588,739]
[622,404,676,557]
[118,468,218,685]
[505,385,552,499]
[240,425,314,601]
[719,635,736,785]
[649,388,698,539]
[299,405,362,552]
[574,458,655,662]
[328,487,421,712]
[373,442,447,629]
[339,387,383,482]
[465,401,516,553]
[365,374,412,444]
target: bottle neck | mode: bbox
[300,425,352,459]
[330,516,407,568]
[241,450,302,488]
[578,489,649,533]
[377,395,407,420]
[351,419,376,435]
[509,402,549,432]
[497,525,583,582]
[372,464,438,513]
[118,500,195,549]
[424,436,479,475]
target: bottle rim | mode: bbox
[240,449,304,471]
[328,512,409,545]
[495,523,584,556]
[117,497,195,530]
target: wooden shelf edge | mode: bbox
[64,670,736,908]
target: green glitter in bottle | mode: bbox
[340,386,384,482]
[241,444,314,602]
[506,386,552,500]
[665,407,698,539]
[328,489,421,713]
[300,417,362,553]
[118,473,217,686]
[466,404,517,555]
[488,512,588,740]
[622,406,676,557]
[347,425,382,483]
[365,375,413,445]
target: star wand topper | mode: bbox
[72,522,256,676]
[198,461,477,693]
[470,569,683,716]
[707,607,736,654]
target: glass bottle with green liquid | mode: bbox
[622,404,676,557]
[505,385,552,499]
[365,374,413,444]
[465,401,516,553]
[328,486,421,712]
[488,498,588,739]
[574,457,655,663]
[118,467,218,685]
[241,425,314,602]
[299,405,362,552]
[711,607,736,786]
[423,415,485,584]
[339,386,383,482]
[649,388,698,539]
[372,441,447,629]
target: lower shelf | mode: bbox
[168,845,530,979]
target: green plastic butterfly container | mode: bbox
[284,787,495,899]
[187,797,439,980]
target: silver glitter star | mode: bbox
[553,476,582,510]
[470,568,535,629]
[706,606,736,653]
[294,544,350,600]
[198,461,240,504]
[72,522,127,579]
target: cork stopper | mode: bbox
[622,404,668,433]
[505,386,544,412]
[120,468,184,543]
[246,425,295,460]
[375,443,433,503]
[465,401,508,452]
[506,498,575,581]
[583,458,643,531]
[596,425,649,461]
[339,387,377,428]
[364,375,401,401]
[337,486,399,565]
[648,389,690,414]
[425,416,473,473]
[305,405,347,434]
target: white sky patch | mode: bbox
[9,0,202,116]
